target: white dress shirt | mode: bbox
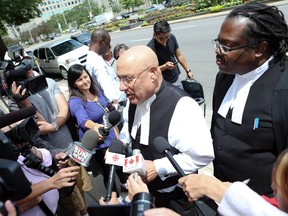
[218,182,287,216]
[86,50,126,102]
[120,95,214,192]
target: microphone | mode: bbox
[0,106,36,128]
[153,136,185,177]
[104,139,124,203]
[123,149,146,182]
[67,130,99,167]
[98,110,121,139]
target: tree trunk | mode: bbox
[0,37,7,61]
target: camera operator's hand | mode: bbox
[11,81,31,104]
[0,200,17,216]
[127,174,149,201]
[48,166,80,189]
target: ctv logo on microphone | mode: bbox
[123,154,146,175]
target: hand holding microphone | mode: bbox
[98,110,121,140]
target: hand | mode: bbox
[37,121,54,135]
[48,166,80,189]
[11,81,31,105]
[144,207,180,216]
[165,61,176,70]
[187,71,193,80]
[179,174,229,203]
[98,192,120,205]
[19,196,42,213]
[142,160,157,183]
[127,174,149,200]
[55,152,69,169]
[0,200,17,216]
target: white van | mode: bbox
[33,39,88,79]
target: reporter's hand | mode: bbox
[48,166,80,189]
[179,174,229,203]
[127,174,149,200]
[55,152,69,169]
[0,200,17,216]
[18,196,42,213]
[98,192,119,205]
[144,207,180,216]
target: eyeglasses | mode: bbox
[212,39,257,55]
[115,66,151,86]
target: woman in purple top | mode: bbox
[67,64,118,189]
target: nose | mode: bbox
[119,81,128,91]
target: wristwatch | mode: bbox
[51,121,59,131]
[186,69,191,73]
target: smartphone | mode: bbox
[173,61,178,65]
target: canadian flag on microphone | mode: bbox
[123,153,146,175]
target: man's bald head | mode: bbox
[117,45,163,104]
[89,28,111,55]
[118,45,158,68]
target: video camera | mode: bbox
[0,45,47,100]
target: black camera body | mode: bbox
[0,45,48,100]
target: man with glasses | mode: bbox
[147,20,193,89]
[211,2,288,197]
[117,45,214,214]
[86,28,127,110]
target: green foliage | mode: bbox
[209,5,223,13]
[3,37,20,47]
[0,0,42,33]
[120,0,145,12]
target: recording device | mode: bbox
[130,192,154,216]
[0,46,47,100]
[0,159,32,216]
[123,149,146,181]
[104,139,124,203]
[66,130,99,167]
[0,105,37,128]
[153,136,185,177]
[98,110,121,140]
[173,61,178,65]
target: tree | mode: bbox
[120,0,145,12]
[0,0,42,60]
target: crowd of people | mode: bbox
[1,1,288,216]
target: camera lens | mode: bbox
[130,192,154,216]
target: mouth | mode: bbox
[216,55,225,65]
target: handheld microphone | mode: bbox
[98,110,121,139]
[0,106,37,128]
[153,136,185,177]
[123,149,146,182]
[67,130,99,167]
[104,139,124,203]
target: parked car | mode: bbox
[71,32,91,46]
[33,39,88,79]
[121,13,130,19]
[145,4,165,13]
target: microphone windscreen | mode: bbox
[153,136,172,155]
[81,130,99,151]
[109,139,123,154]
[0,106,37,128]
[108,110,121,126]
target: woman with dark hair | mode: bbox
[67,64,118,183]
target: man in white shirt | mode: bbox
[86,29,127,108]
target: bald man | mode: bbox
[117,45,214,214]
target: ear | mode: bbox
[255,41,269,57]
[148,66,158,80]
